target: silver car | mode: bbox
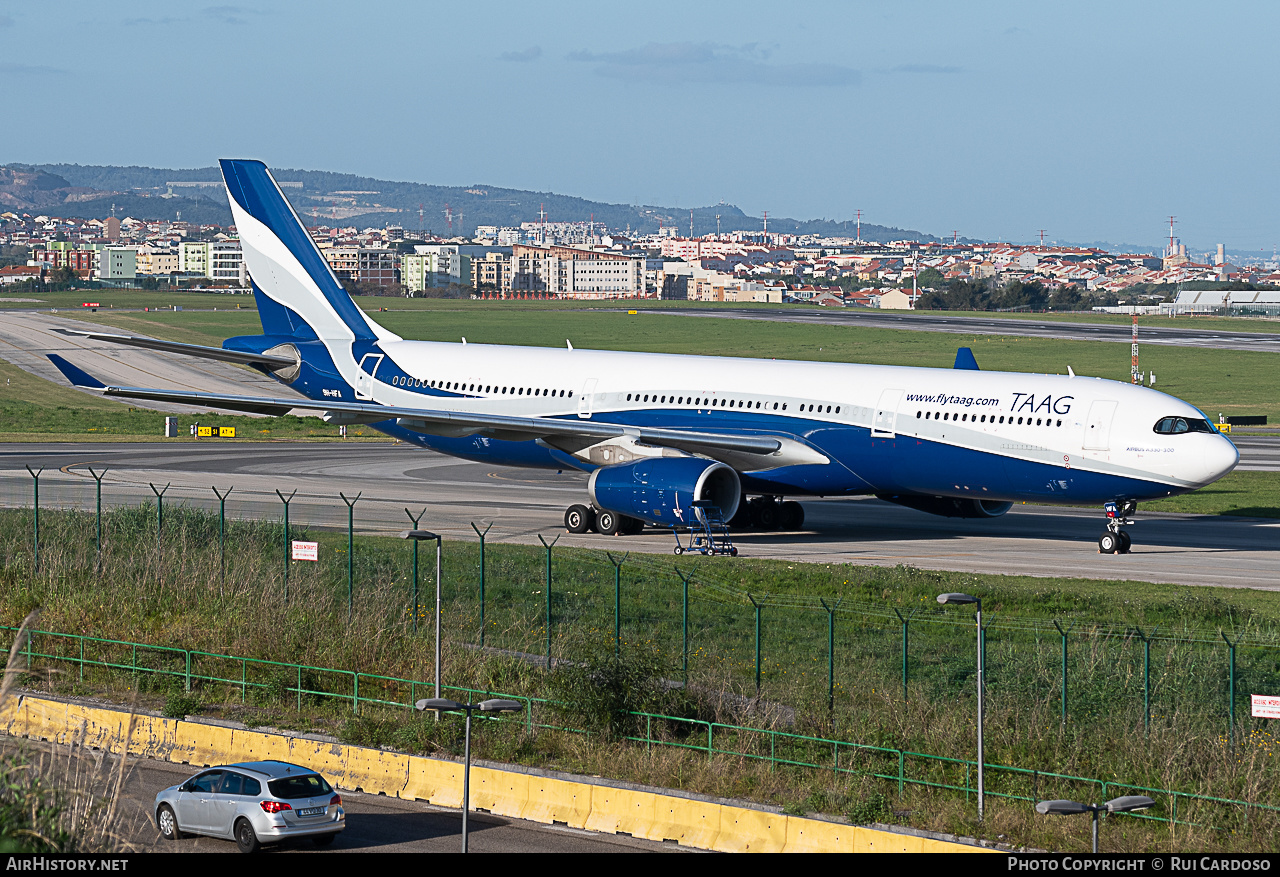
[154,760,345,852]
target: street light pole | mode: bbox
[938,592,984,821]
[416,697,523,852]
[401,529,443,699]
[1036,796,1155,853]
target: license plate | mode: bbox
[298,806,326,817]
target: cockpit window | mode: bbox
[1153,416,1216,435]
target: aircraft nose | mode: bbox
[1200,434,1240,484]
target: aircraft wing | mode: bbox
[47,354,785,458]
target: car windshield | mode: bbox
[1153,416,1216,435]
[268,774,333,800]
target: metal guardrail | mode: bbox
[6,624,1276,831]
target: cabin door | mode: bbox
[1083,400,1117,451]
[872,388,904,438]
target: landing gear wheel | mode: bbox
[751,501,780,531]
[1098,531,1120,554]
[1118,531,1132,553]
[596,510,621,536]
[779,501,804,530]
[565,504,593,534]
[621,516,645,536]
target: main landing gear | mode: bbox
[1098,499,1135,554]
[564,504,645,537]
[729,496,805,532]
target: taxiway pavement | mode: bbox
[2,441,1277,590]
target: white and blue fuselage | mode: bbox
[310,337,1239,506]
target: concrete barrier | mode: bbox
[1,694,987,853]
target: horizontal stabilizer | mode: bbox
[54,328,296,368]
[953,347,980,370]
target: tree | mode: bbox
[916,267,944,288]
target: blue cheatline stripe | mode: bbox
[220,159,375,342]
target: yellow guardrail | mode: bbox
[0,694,986,853]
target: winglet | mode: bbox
[47,355,106,390]
[953,347,980,370]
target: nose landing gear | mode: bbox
[1099,500,1135,554]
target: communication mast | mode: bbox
[1131,312,1140,384]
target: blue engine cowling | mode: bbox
[876,494,1013,518]
[588,458,741,526]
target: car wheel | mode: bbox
[313,833,338,847]
[157,804,183,841]
[234,818,261,854]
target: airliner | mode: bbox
[48,159,1239,554]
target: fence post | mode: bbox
[824,598,844,710]
[891,607,912,703]
[1131,626,1157,735]
[340,492,362,622]
[748,594,762,694]
[606,552,629,659]
[87,467,105,570]
[674,564,696,684]
[149,482,170,546]
[405,508,427,634]
[1053,620,1074,726]
[1223,631,1237,747]
[25,466,42,573]
[212,486,232,580]
[471,522,492,647]
[276,489,296,603]
[538,534,558,670]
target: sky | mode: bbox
[1,1,1277,254]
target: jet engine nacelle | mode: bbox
[877,494,1014,519]
[589,458,741,526]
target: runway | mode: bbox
[2,441,1277,590]
[655,308,1280,353]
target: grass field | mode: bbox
[8,287,1280,334]
[2,504,1278,852]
